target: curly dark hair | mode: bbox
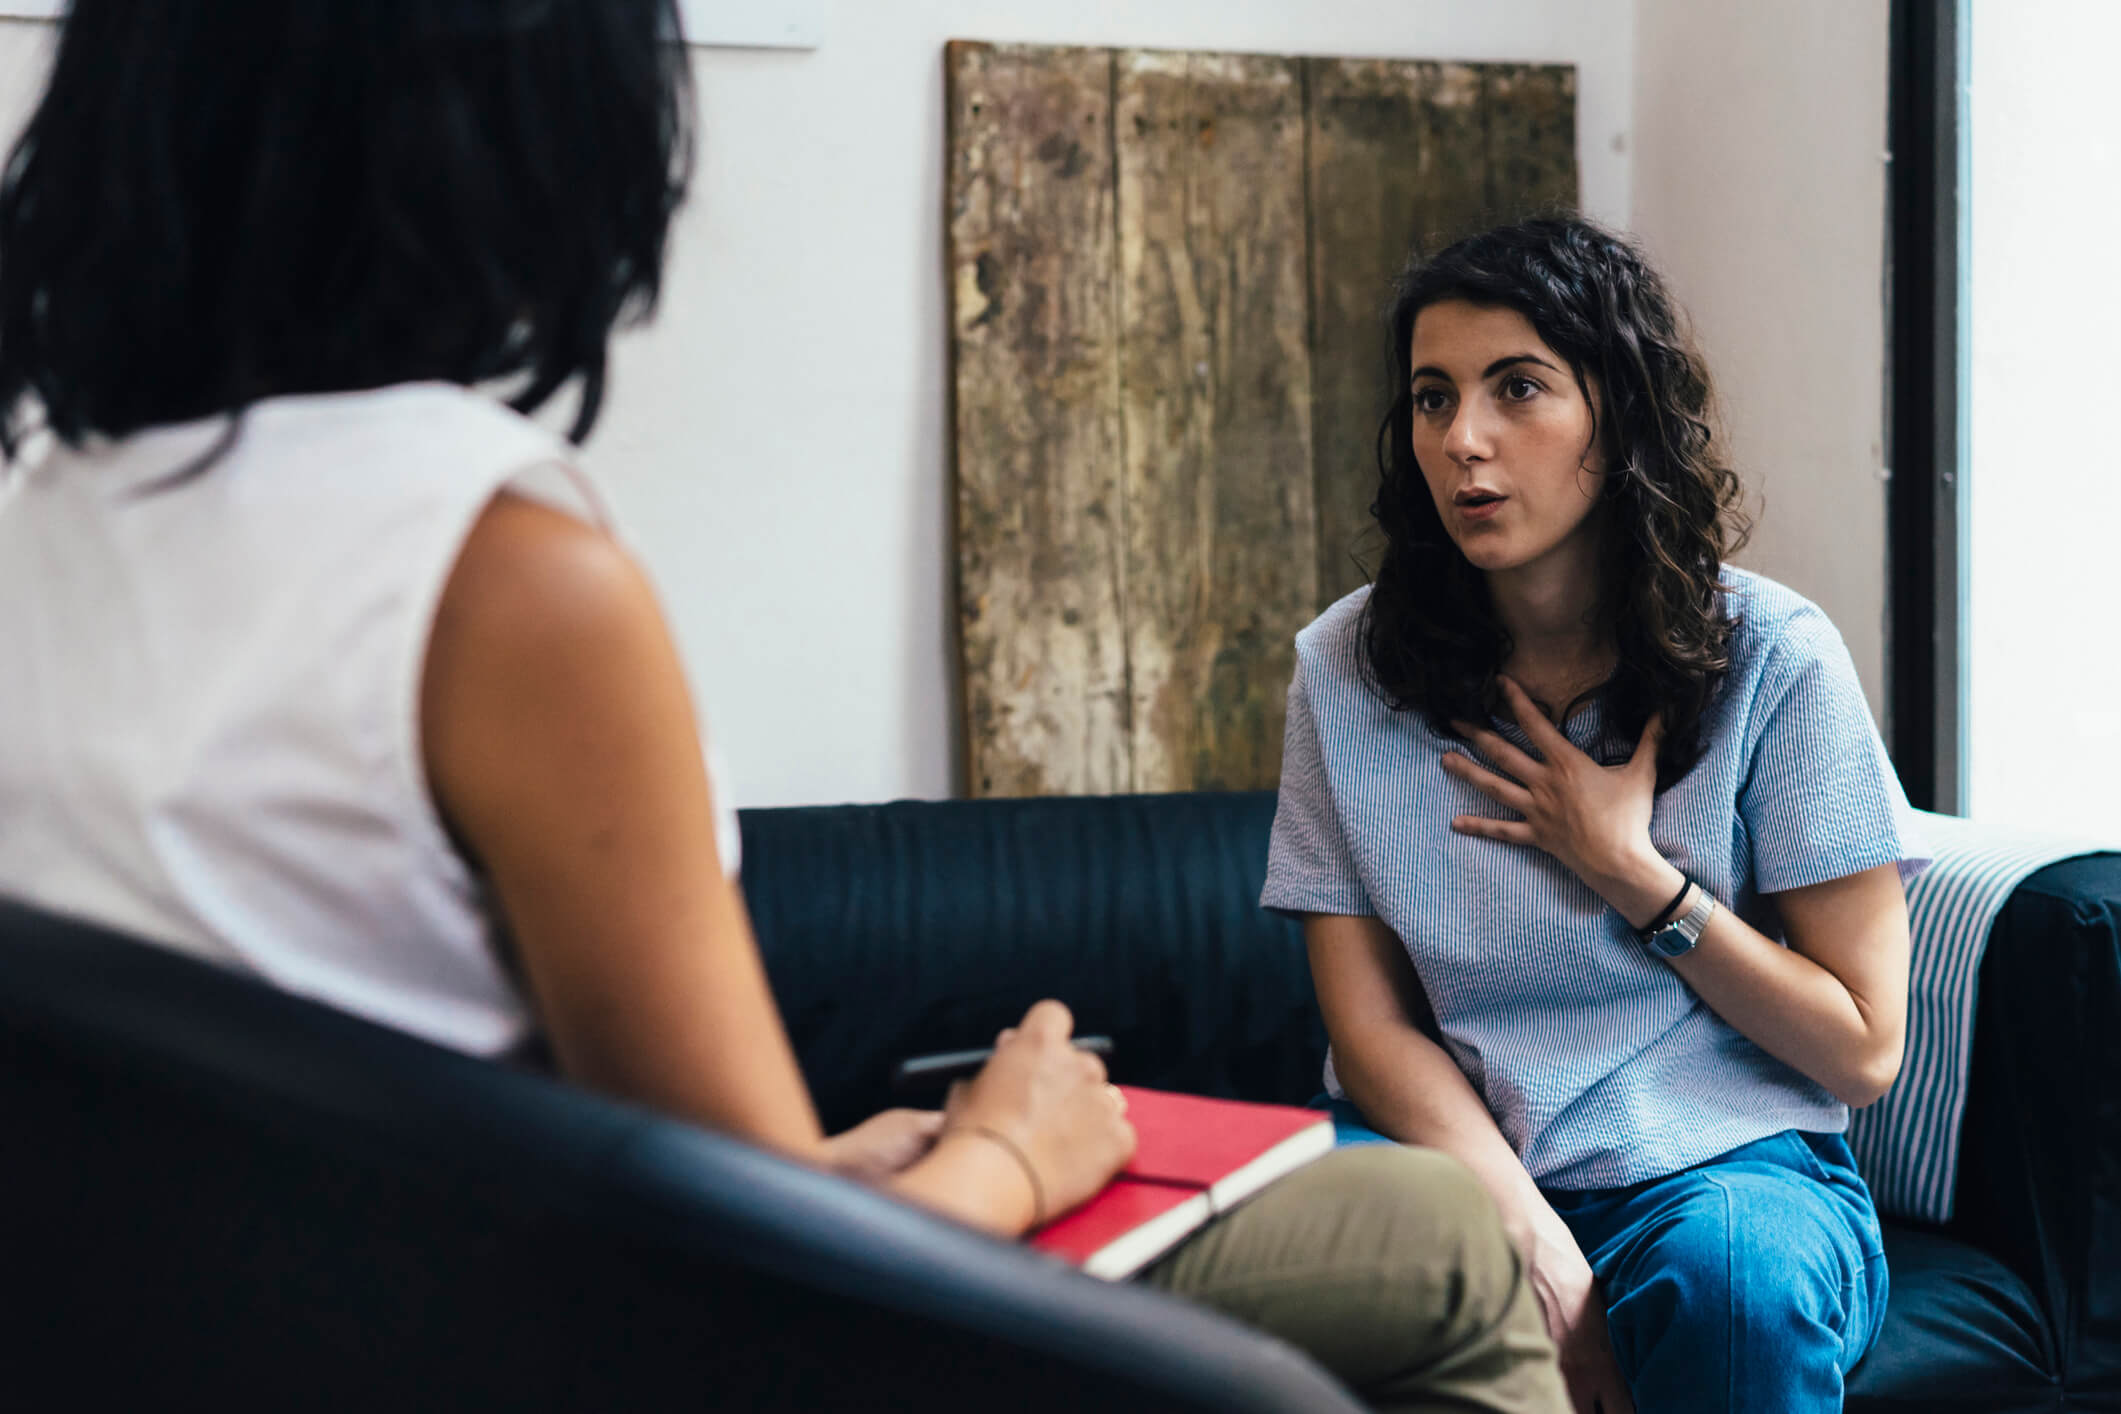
[1360,217,1750,788]
[0,0,694,457]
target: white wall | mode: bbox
[601,0,1636,805]
[0,6,1613,809]
[0,22,46,132]
[5,5,1914,809]
[1630,1,1893,722]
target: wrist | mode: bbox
[1499,1205,1541,1264]
[926,1126,1042,1235]
[1588,844,1687,931]
[1490,1175,1558,1259]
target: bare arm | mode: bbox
[423,493,823,1150]
[423,495,1129,1236]
[1306,913,1547,1231]
[1587,855,1910,1107]
[1308,911,1633,1414]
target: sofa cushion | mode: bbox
[1846,1224,2058,1412]
[740,792,1325,1130]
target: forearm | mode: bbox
[1332,1019,1550,1241]
[1589,848,1904,1106]
[1664,908,1900,1105]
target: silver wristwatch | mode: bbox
[1642,882,1716,959]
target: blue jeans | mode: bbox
[1326,1102,1889,1414]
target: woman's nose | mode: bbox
[1443,401,1492,463]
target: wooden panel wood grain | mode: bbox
[1304,59,1491,610]
[946,41,1129,796]
[1484,64,1579,220]
[1114,50,1316,791]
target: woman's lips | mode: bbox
[1457,495,1507,522]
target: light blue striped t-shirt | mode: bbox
[1263,569,1931,1190]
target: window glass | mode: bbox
[1965,0,2121,833]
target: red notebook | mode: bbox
[1029,1087,1335,1280]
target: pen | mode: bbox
[890,1035,1115,1093]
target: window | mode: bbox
[1892,0,2116,833]
[1965,2,2120,832]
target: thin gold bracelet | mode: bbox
[952,1124,1047,1227]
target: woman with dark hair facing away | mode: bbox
[1263,217,1926,1414]
[0,4,1567,1410]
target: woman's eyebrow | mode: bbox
[1482,353,1562,378]
[1409,353,1563,383]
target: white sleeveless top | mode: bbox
[0,382,739,1056]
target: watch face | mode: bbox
[1646,924,1696,959]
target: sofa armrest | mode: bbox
[1946,854,2121,1390]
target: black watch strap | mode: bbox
[1641,875,1694,935]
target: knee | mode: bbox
[1609,1176,1848,1354]
[1328,1144,1500,1237]
[1322,1146,1526,1335]
[1714,1176,1852,1320]
[1632,1197,1735,1315]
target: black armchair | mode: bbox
[0,897,1361,1413]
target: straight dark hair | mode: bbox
[1361,217,1751,789]
[0,0,694,456]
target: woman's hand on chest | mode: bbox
[1441,675,1685,930]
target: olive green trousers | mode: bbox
[1140,1145,1568,1414]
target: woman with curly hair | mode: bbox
[1263,218,1927,1414]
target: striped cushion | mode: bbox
[1847,811,2114,1222]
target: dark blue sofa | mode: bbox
[4,791,2115,1410]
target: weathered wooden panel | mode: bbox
[1304,59,1492,608]
[1114,51,1316,791]
[948,43,1577,796]
[946,42,1128,796]
[1484,65,1579,219]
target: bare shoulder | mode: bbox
[431,490,662,671]
[421,489,706,861]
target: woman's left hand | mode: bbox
[1443,676,1673,921]
[822,1108,947,1183]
